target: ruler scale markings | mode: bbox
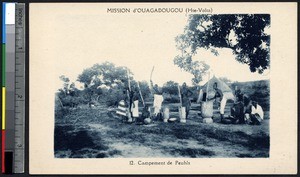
[4,2,16,174]
[2,3,25,173]
[14,3,25,173]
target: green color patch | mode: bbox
[2,44,5,86]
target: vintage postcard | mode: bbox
[29,2,297,174]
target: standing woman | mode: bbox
[181,82,193,119]
[131,88,140,121]
[128,88,135,118]
[208,82,235,122]
[150,80,164,117]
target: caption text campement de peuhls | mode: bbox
[129,160,191,166]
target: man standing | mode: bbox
[131,88,140,121]
[208,82,234,122]
[181,82,193,119]
[150,80,164,118]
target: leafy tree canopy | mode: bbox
[174,14,270,83]
[77,62,132,89]
[162,81,179,95]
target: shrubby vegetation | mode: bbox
[55,61,270,122]
[55,62,154,117]
[231,80,270,111]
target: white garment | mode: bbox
[197,89,216,103]
[251,104,264,119]
[131,100,139,117]
[220,92,235,114]
[116,100,127,116]
[197,89,203,103]
[153,94,164,114]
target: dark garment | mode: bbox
[150,81,163,95]
[153,87,163,95]
[136,117,144,124]
[136,107,151,124]
[153,112,163,121]
[202,92,207,101]
[245,103,252,114]
[250,113,263,125]
[231,102,245,124]
[181,87,193,119]
[128,90,137,118]
[141,109,150,119]
[214,88,223,99]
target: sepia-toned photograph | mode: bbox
[54,13,270,158]
[29,3,297,175]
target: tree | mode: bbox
[135,80,151,101]
[78,62,132,89]
[174,55,210,85]
[77,62,133,103]
[59,75,70,96]
[57,75,85,108]
[174,14,270,80]
[162,81,179,95]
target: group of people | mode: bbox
[115,80,264,126]
[203,83,264,125]
[115,80,194,125]
[229,92,264,125]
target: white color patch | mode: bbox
[5,3,15,25]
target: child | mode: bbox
[137,105,151,125]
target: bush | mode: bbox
[102,88,126,106]
[163,95,180,103]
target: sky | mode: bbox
[40,5,270,90]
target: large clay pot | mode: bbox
[201,101,213,118]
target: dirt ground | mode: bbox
[54,102,269,158]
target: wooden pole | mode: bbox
[127,69,131,92]
[150,66,155,81]
[149,66,155,95]
[137,82,145,107]
[206,72,210,102]
[178,84,182,105]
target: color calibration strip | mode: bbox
[2,2,26,174]
[2,2,16,174]
[2,2,7,173]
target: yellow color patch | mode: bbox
[2,87,5,130]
